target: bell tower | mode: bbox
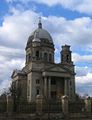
[61,45,73,64]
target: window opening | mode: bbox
[36,79,40,84]
[36,51,39,60]
[44,52,48,61]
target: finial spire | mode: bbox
[38,16,42,29]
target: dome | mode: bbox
[31,28,53,43]
[26,19,53,49]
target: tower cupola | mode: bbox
[61,45,73,64]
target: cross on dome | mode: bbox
[38,16,42,29]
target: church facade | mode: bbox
[11,19,75,102]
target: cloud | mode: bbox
[49,17,92,49]
[75,66,92,76]
[75,70,92,96]
[0,46,24,60]
[0,8,38,49]
[6,0,31,3]
[32,0,92,15]
[73,53,92,63]
[0,54,25,94]
[6,0,92,15]
[76,73,92,84]
[76,83,92,96]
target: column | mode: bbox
[48,77,51,98]
[64,78,68,96]
[44,77,47,97]
[61,95,69,117]
[36,95,44,115]
[7,95,13,113]
[85,96,91,114]
[41,78,43,96]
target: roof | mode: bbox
[26,20,54,48]
[11,69,26,78]
[31,28,53,43]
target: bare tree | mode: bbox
[9,83,21,112]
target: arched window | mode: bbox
[36,51,39,60]
[66,55,69,62]
[44,52,48,61]
[26,54,31,63]
[28,54,31,61]
[49,53,52,62]
[36,89,40,95]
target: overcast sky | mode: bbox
[0,0,92,96]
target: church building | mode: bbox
[11,19,75,102]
